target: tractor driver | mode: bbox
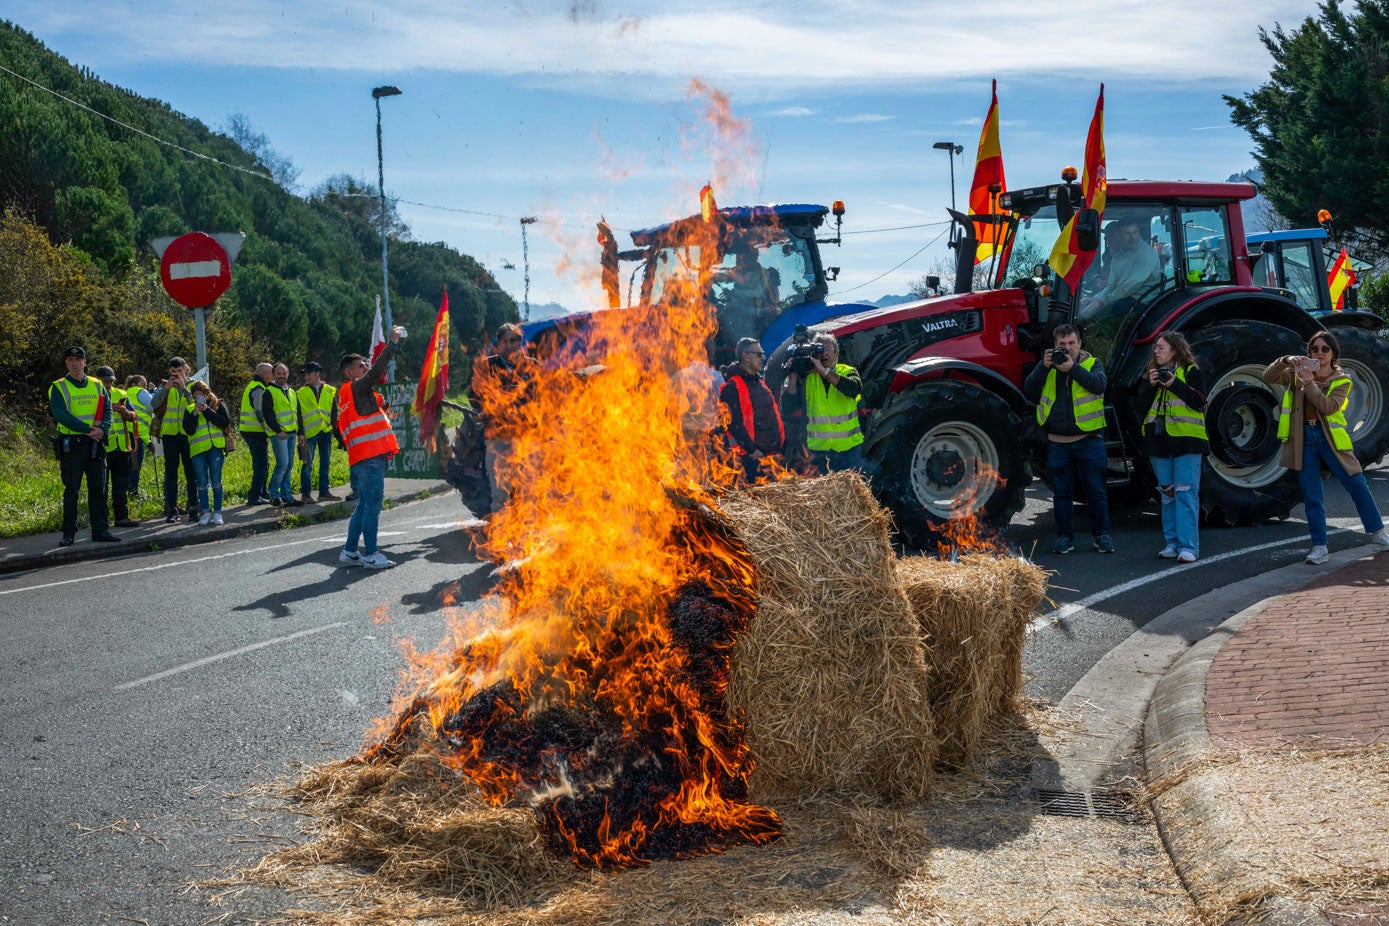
[1081,216,1161,315]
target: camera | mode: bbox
[1155,366,1174,382]
[789,342,826,361]
[1050,346,1070,365]
[785,324,824,375]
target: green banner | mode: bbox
[379,380,442,479]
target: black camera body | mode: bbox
[786,324,824,375]
[1155,366,1174,382]
[1050,346,1070,366]
[789,342,826,361]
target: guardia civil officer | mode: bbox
[49,346,120,547]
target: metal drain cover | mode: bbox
[1032,788,1142,822]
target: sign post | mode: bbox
[152,232,245,386]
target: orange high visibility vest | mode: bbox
[728,375,784,450]
[337,380,399,465]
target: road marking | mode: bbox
[1030,525,1354,631]
[114,622,349,691]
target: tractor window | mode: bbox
[1279,242,1323,313]
[1076,204,1169,363]
[1178,207,1233,284]
[647,245,706,306]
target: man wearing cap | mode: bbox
[94,366,141,528]
[49,347,120,547]
[239,362,273,505]
[296,361,339,503]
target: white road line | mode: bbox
[114,622,349,691]
[1029,525,1354,631]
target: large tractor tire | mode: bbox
[863,379,1029,548]
[1188,321,1304,526]
[1326,326,1389,468]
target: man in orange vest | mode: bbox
[718,337,784,482]
[335,325,403,569]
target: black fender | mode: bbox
[884,356,1032,419]
[1320,310,1384,332]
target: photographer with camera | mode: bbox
[719,337,784,483]
[1134,332,1207,563]
[1023,324,1114,554]
[183,380,230,526]
[150,357,199,523]
[1264,331,1389,565]
[782,331,863,474]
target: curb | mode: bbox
[0,482,455,577]
[1141,548,1372,926]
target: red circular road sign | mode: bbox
[159,232,232,308]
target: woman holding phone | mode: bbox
[1135,332,1207,562]
[1264,331,1389,564]
[183,380,230,526]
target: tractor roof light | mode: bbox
[1061,165,1079,183]
[832,200,846,217]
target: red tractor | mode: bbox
[804,176,1389,546]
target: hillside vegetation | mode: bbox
[0,20,518,423]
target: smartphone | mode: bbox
[195,394,207,407]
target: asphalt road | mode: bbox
[1,468,1386,924]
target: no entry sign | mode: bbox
[159,232,232,308]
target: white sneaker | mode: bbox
[360,551,396,569]
[210,512,224,526]
[1305,545,1330,565]
[1371,530,1389,550]
[197,511,211,526]
[1177,550,1197,564]
[338,549,362,566]
[1158,545,1178,559]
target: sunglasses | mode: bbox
[1309,344,1333,354]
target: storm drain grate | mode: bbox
[1032,788,1143,823]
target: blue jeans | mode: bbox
[1047,434,1110,540]
[810,444,864,475]
[1297,424,1384,545]
[344,454,388,556]
[1151,453,1202,556]
[268,433,294,500]
[128,440,148,493]
[191,448,225,512]
[299,431,332,494]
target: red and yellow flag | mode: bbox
[412,288,450,449]
[1048,85,1107,289]
[969,79,1007,263]
[700,183,717,223]
[1327,247,1357,310]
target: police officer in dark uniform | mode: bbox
[49,346,121,547]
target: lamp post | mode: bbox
[933,140,964,245]
[373,84,402,380]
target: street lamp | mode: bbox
[933,140,964,245]
[373,84,402,380]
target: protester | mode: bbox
[239,362,273,505]
[1264,331,1389,565]
[123,374,153,498]
[1134,332,1207,562]
[296,361,339,503]
[782,332,864,474]
[719,337,784,482]
[1023,324,1114,554]
[469,322,540,514]
[336,326,403,568]
[48,346,119,546]
[94,366,140,528]
[183,380,230,526]
[151,356,198,523]
[260,362,303,508]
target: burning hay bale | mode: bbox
[897,554,1047,766]
[720,471,938,802]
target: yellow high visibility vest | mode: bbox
[1278,375,1353,451]
[1036,356,1104,431]
[804,365,864,451]
[52,377,103,436]
[186,410,227,457]
[160,387,193,436]
[296,383,336,438]
[105,386,133,452]
[129,390,152,444]
[240,381,268,434]
[267,385,299,434]
[1143,365,1207,440]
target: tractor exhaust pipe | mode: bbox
[947,208,978,293]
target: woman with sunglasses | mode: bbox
[1264,331,1389,564]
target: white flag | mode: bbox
[191,364,209,385]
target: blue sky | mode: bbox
[3,1,1317,315]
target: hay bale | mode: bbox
[897,553,1047,766]
[721,471,937,802]
[278,753,573,908]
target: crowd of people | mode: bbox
[47,331,404,567]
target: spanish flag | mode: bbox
[413,288,450,450]
[1048,85,1107,289]
[700,183,717,223]
[969,79,1007,263]
[1327,247,1357,310]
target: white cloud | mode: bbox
[770,106,815,117]
[838,113,893,124]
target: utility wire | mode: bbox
[833,226,950,294]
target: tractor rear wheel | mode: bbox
[1188,321,1304,526]
[864,380,1029,548]
[1326,326,1389,468]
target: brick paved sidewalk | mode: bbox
[1203,554,1389,926]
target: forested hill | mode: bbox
[0,20,517,421]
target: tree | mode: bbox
[1226,1,1389,254]
[223,113,301,189]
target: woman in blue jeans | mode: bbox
[183,381,230,526]
[1135,332,1207,563]
[1264,331,1389,565]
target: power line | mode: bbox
[833,226,950,294]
